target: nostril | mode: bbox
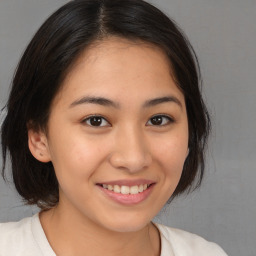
[109,151,152,173]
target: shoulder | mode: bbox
[0,216,32,243]
[0,214,44,255]
[155,223,228,256]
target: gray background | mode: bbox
[0,1,256,255]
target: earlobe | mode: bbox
[186,148,190,158]
[28,129,51,163]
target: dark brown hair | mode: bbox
[1,0,210,209]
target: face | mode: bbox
[40,38,188,232]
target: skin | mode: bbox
[28,37,189,256]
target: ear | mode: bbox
[186,148,190,158]
[28,129,51,163]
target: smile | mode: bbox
[101,184,150,195]
[97,181,155,205]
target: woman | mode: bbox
[0,0,227,255]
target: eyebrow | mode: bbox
[69,95,182,109]
[143,96,182,109]
[70,96,120,108]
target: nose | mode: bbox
[109,126,152,173]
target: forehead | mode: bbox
[70,37,172,77]
[54,37,184,107]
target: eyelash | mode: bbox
[82,114,174,127]
[82,115,110,127]
[146,115,174,126]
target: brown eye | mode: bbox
[83,116,110,127]
[147,115,173,126]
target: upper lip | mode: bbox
[96,179,155,186]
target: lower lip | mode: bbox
[97,184,155,205]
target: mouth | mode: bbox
[97,183,153,195]
[96,180,155,205]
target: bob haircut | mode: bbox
[1,0,210,209]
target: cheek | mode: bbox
[151,132,188,176]
[48,134,109,186]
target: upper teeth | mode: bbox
[102,184,149,195]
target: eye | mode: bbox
[146,115,173,126]
[83,116,110,127]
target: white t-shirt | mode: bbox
[0,214,228,256]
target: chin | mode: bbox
[102,214,152,233]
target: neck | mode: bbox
[40,205,160,256]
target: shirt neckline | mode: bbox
[31,213,175,256]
